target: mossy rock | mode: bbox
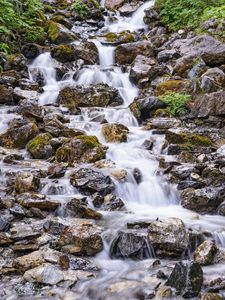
[155,79,194,96]
[27,133,55,159]
[50,14,73,29]
[47,20,76,44]
[153,108,171,117]
[104,31,136,44]
[51,44,75,63]
[166,130,212,150]
[56,135,106,163]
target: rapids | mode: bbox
[1,0,223,298]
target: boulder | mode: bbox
[0,118,39,149]
[102,123,129,143]
[64,198,102,219]
[27,133,55,159]
[155,79,194,96]
[148,218,188,258]
[14,172,40,194]
[165,130,212,147]
[115,41,154,65]
[105,0,125,10]
[200,68,225,93]
[19,99,43,120]
[21,43,41,59]
[157,49,180,63]
[13,250,45,272]
[51,44,75,63]
[193,240,218,266]
[58,84,123,112]
[191,91,225,118]
[166,261,203,298]
[70,168,114,196]
[129,55,157,84]
[17,193,59,211]
[0,84,14,104]
[24,263,63,285]
[173,35,225,66]
[56,135,106,163]
[47,21,77,44]
[129,96,166,121]
[110,230,152,259]
[75,41,99,65]
[58,223,103,256]
[181,187,225,213]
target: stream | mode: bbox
[1,0,225,299]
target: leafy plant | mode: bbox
[0,0,45,53]
[154,0,224,31]
[159,92,191,116]
[71,0,89,16]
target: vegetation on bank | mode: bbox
[0,0,45,54]
[154,0,225,34]
[159,92,191,116]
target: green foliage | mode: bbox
[154,0,224,31]
[0,0,45,53]
[159,92,191,116]
[71,0,89,16]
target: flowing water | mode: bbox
[2,0,225,298]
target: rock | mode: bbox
[201,68,225,93]
[48,163,67,178]
[27,133,55,159]
[144,7,159,25]
[4,54,28,73]
[129,55,157,84]
[181,187,224,213]
[56,135,106,163]
[17,193,59,211]
[166,261,203,298]
[0,215,12,231]
[155,79,194,96]
[148,218,188,258]
[110,169,127,180]
[70,168,114,196]
[105,0,125,10]
[110,230,152,259]
[165,130,212,148]
[58,223,103,256]
[157,49,180,63]
[51,44,75,63]
[173,35,225,66]
[201,293,223,300]
[155,286,173,299]
[129,96,166,121]
[193,240,218,266]
[19,99,43,120]
[14,172,40,194]
[103,31,137,45]
[103,194,124,211]
[58,84,123,112]
[24,263,64,285]
[47,20,77,44]
[21,43,41,59]
[115,41,154,65]
[0,232,13,246]
[75,41,99,65]
[0,84,14,104]
[50,14,73,30]
[64,198,102,219]
[191,91,225,118]
[13,250,45,272]
[102,123,129,143]
[13,87,39,102]
[0,118,39,149]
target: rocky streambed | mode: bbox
[0,0,225,299]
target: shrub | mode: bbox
[154,0,223,31]
[0,0,45,53]
[71,0,89,16]
[159,92,191,116]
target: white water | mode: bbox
[104,0,154,33]
[21,0,225,297]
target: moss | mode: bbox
[47,21,60,43]
[76,135,101,149]
[104,31,135,43]
[186,134,212,147]
[27,133,52,151]
[153,108,170,117]
[55,145,74,163]
[155,80,194,96]
[167,131,212,147]
[51,44,75,62]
